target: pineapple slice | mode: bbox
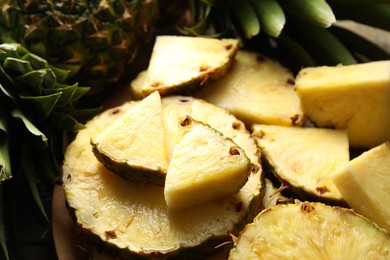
[252,124,349,203]
[130,35,239,99]
[196,50,304,126]
[62,100,263,258]
[91,91,168,186]
[332,142,390,232]
[164,116,250,209]
[295,60,390,148]
[229,201,390,259]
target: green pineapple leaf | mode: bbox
[21,92,62,119]
[11,109,47,147]
[0,105,11,182]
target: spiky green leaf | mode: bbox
[11,108,47,145]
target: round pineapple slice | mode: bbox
[62,97,263,257]
[229,201,390,259]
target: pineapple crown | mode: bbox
[0,43,98,182]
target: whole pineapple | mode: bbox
[0,0,159,97]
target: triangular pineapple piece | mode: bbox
[130,35,239,99]
[252,124,349,203]
[164,116,250,209]
[229,201,390,259]
[196,50,304,126]
[295,60,390,148]
[91,91,167,185]
[161,96,262,178]
[332,142,390,232]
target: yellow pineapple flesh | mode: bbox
[196,50,304,126]
[164,116,250,209]
[332,141,390,233]
[295,60,390,148]
[229,201,390,259]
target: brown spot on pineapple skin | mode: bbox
[301,201,315,213]
[179,116,192,127]
[225,44,233,51]
[287,78,295,85]
[151,81,162,88]
[250,164,261,174]
[110,108,120,115]
[199,65,209,72]
[316,186,330,195]
[291,114,304,126]
[179,97,190,103]
[105,230,117,240]
[232,121,243,130]
[253,130,266,139]
[229,147,241,156]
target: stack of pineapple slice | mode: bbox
[62,35,390,258]
[63,90,263,257]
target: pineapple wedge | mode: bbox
[252,124,349,203]
[295,60,390,148]
[162,96,262,178]
[130,35,239,99]
[332,142,390,232]
[196,50,304,126]
[91,91,168,186]
[62,100,263,258]
[229,201,390,259]
[165,116,250,209]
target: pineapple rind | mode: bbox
[196,50,304,127]
[130,36,239,99]
[332,141,390,233]
[229,201,390,259]
[62,98,263,257]
[295,60,390,148]
[252,124,349,203]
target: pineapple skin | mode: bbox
[0,0,159,96]
[295,60,390,149]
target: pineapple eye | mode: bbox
[229,147,241,156]
[179,116,192,127]
[232,121,243,130]
[301,202,315,213]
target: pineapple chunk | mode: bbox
[252,124,349,203]
[196,51,304,126]
[229,201,390,259]
[130,35,239,99]
[332,142,390,232]
[295,60,390,148]
[91,91,168,185]
[164,116,250,209]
